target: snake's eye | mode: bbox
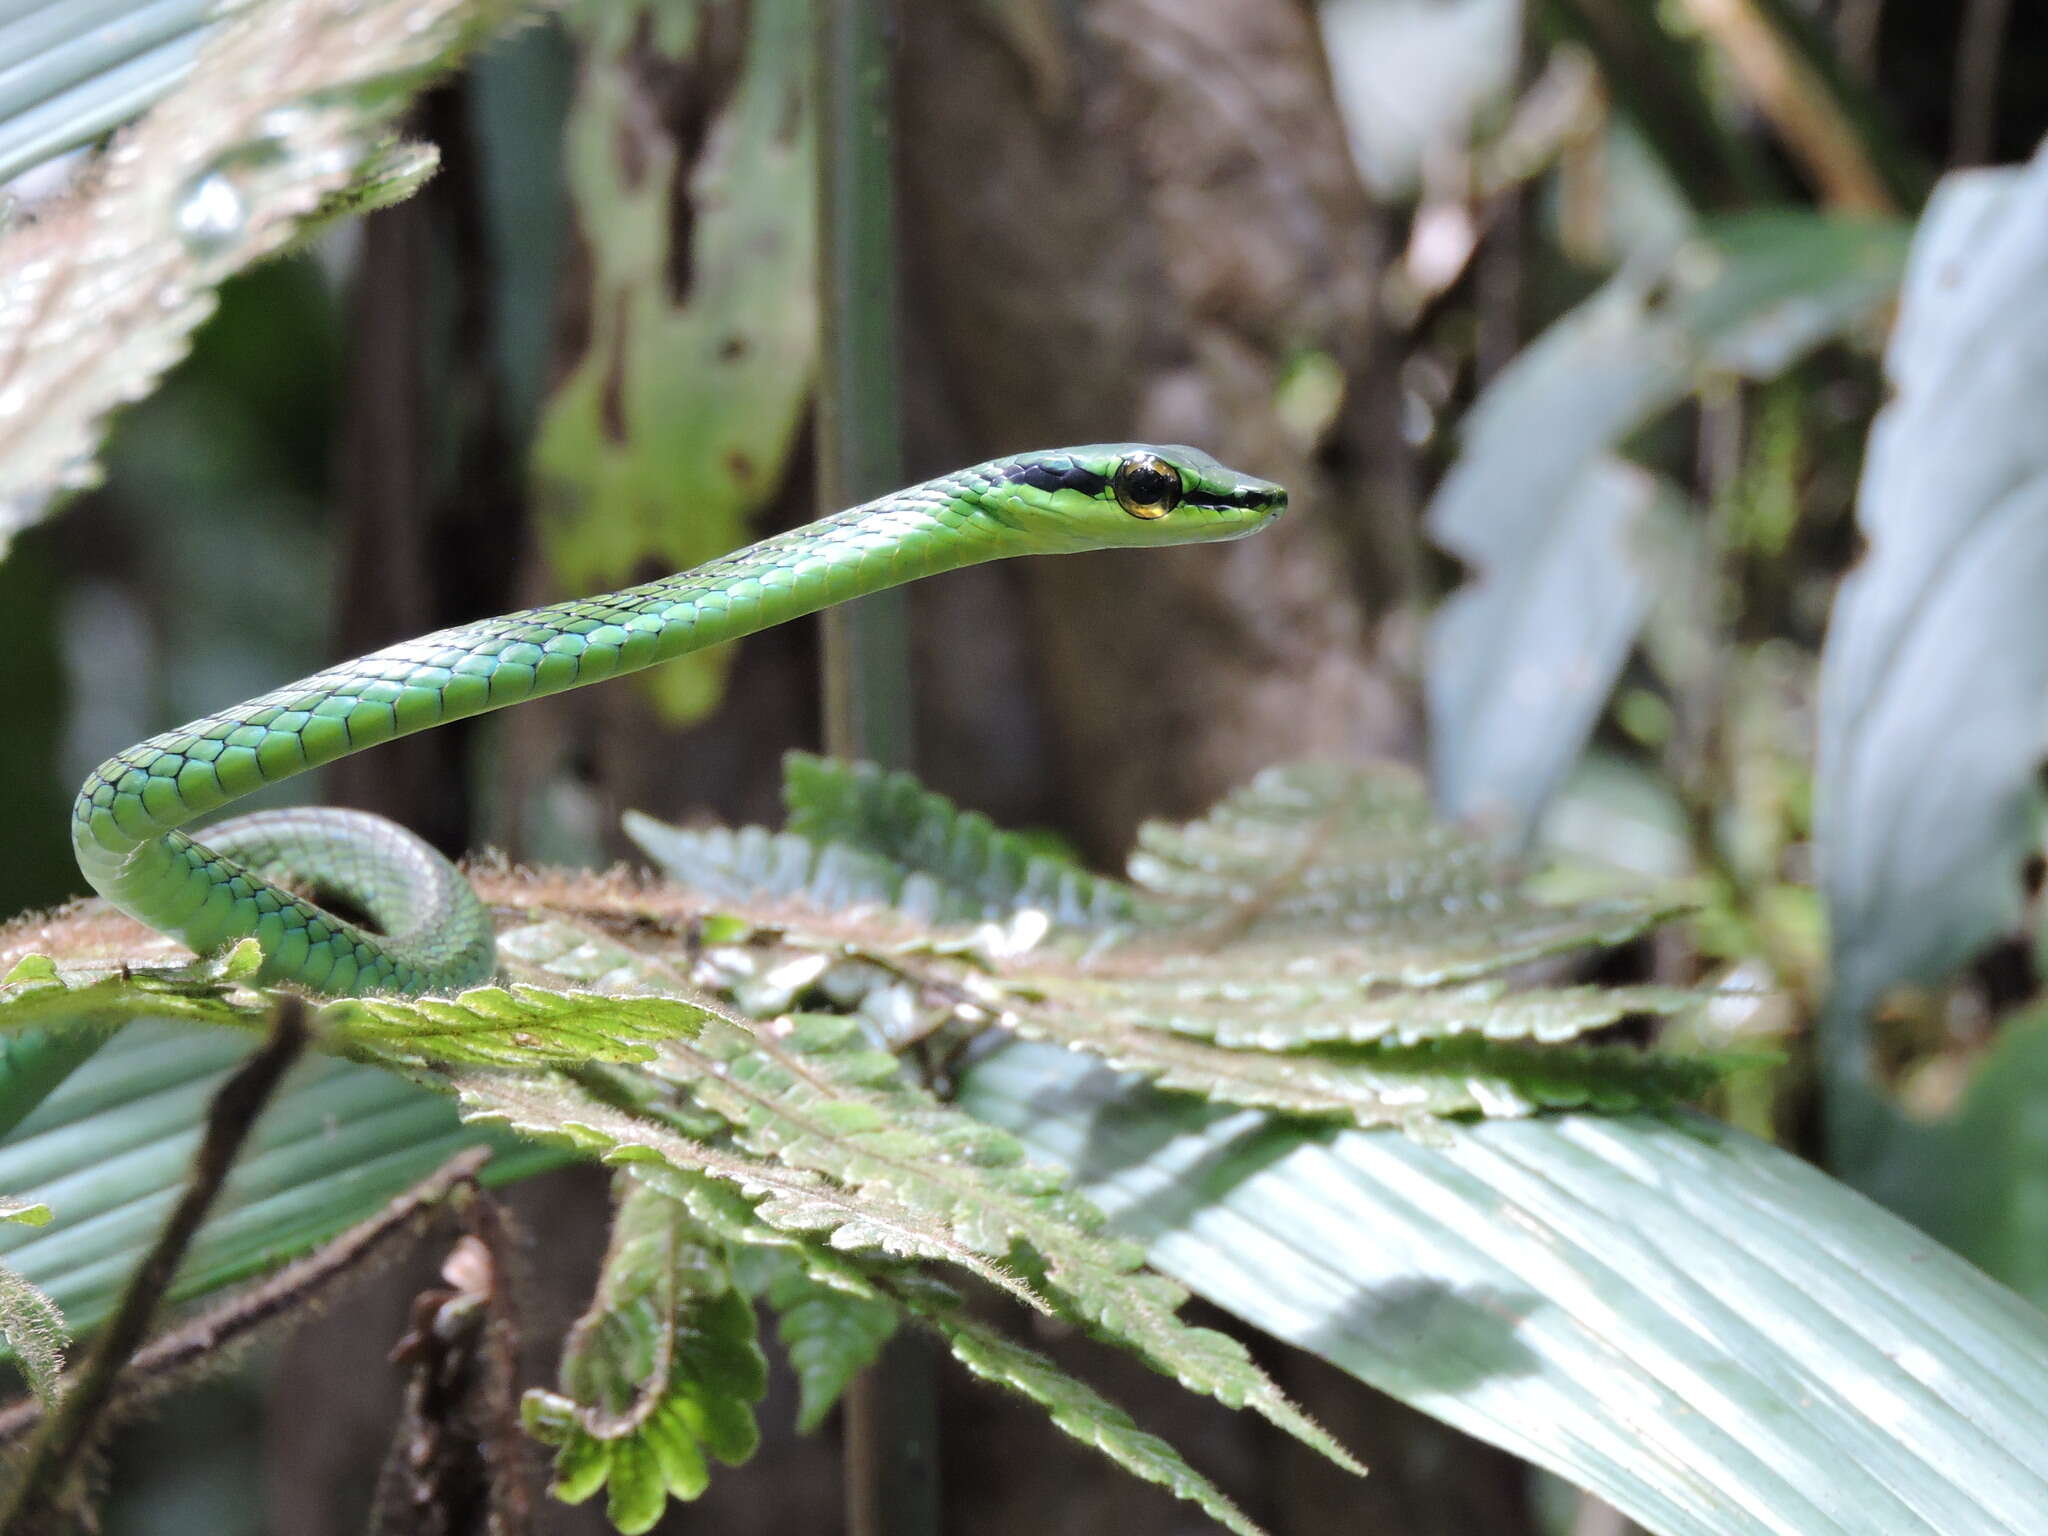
[1113,454,1182,520]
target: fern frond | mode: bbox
[781,753,1136,927]
[0,1260,67,1407]
[522,1179,765,1533]
[452,1071,1043,1311]
[1,946,711,1071]
[1123,760,1681,982]
[907,1297,1267,1536]
[651,1005,1361,1475]
[739,1246,900,1432]
[1003,1011,1725,1126]
[1026,972,1696,1049]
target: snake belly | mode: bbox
[72,445,1284,996]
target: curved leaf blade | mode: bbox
[961,1039,2048,1536]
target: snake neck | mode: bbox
[74,481,1013,876]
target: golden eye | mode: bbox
[1113,454,1182,520]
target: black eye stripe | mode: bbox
[1000,461,1109,498]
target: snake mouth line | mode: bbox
[1183,487,1285,512]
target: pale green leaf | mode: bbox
[1429,212,1909,836]
[1814,148,2048,1119]
[963,1040,2048,1536]
[0,1022,561,1336]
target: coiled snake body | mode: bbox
[73,445,1284,996]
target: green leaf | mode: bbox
[962,1039,2048,1536]
[522,1179,765,1532]
[0,1260,67,1406]
[0,1198,52,1228]
[317,986,710,1068]
[1027,970,1696,1050]
[624,753,1135,933]
[452,1070,1042,1311]
[530,0,815,722]
[1428,212,1909,835]
[0,957,709,1070]
[749,1250,898,1432]
[1814,148,2048,1119]
[780,753,1137,927]
[629,757,1716,1124]
[912,1300,1264,1536]
[998,1019,1726,1128]
[1122,760,1682,980]
[0,1022,561,1337]
[645,1003,1360,1473]
[620,814,926,921]
[0,0,533,558]
[1876,1006,2048,1311]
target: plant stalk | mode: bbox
[816,0,912,772]
[812,0,937,1532]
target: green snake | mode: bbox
[73,445,1284,996]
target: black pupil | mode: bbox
[1122,465,1174,506]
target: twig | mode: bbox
[0,996,309,1530]
[0,1146,494,1447]
[1678,0,1897,212]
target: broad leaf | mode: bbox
[1428,458,1668,840]
[1814,148,2048,1115]
[530,0,816,722]
[0,1023,560,1335]
[1428,211,1908,836]
[962,1040,2048,1536]
[0,0,211,187]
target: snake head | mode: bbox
[975,443,1286,550]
